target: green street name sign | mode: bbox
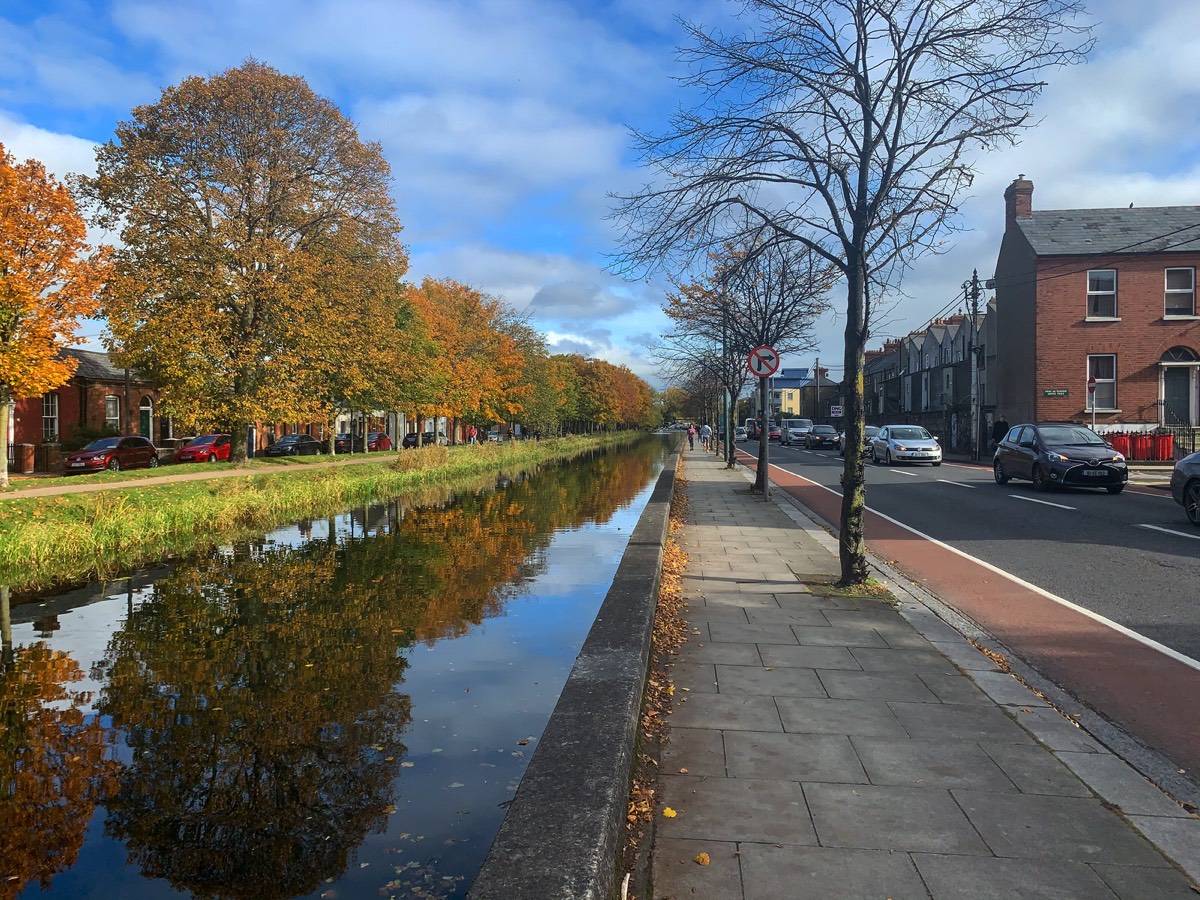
[1042,388,1069,397]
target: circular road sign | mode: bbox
[747,345,780,377]
[1087,375,1097,394]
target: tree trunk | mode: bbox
[838,257,870,584]
[0,391,10,489]
[229,419,252,465]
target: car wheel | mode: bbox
[994,461,1010,484]
[148,456,159,468]
[207,453,217,462]
[1185,481,1200,525]
[871,448,880,464]
[1031,464,1050,492]
[107,457,121,471]
[884,449,893,466]
[1106,483,1124,495]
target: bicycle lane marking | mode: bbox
[749,456,1200,773]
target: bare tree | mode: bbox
[666,236,832,486]
[614,0,1091,582]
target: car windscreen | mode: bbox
[889,427,931,440]
[812,426,836,434]
[865,427,880,437]
[84,438,121,450]
[186,435,217,446]
[1038,425,1106,446]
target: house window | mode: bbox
[1088,354,1117,409]
[1165,268,1195,317]
[1087,269,1117,318]
[104,396,121,432]
[42,392,59,441]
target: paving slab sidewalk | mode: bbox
[650,450,1200,899]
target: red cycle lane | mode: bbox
[750,456,1200,775]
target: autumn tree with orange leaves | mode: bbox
[405,278,529,436]
[0,144,110,487]
[80,61,406,463]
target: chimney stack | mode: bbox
[1004,174,1034,232]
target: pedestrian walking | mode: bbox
[699,422,712,451]
[990,414,1009,450]
[686,423,696,450]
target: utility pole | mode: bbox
[814,357,820,420]
[969,270,981,461]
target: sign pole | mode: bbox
[1088,374,1097,431]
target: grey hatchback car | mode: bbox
[993,422,1127,494]
[1170,451,1200,525]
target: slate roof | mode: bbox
[64,348,147,383]
[1018,206,1200,256]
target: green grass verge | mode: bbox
[0,433,647,591]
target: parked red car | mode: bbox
[64,436,159,474]
[176,433,232,463]
[365,431,393,451]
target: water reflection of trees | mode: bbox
[1,584,120,898]
[13,441,663,898]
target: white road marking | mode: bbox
[936,479,976,489]
[884,469,919,477]
[764,460,1200,675]
[1137,524,1200,542]
[1011,495,1076,510]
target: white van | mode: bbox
[781,418,814,446]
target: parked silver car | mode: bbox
[871,425,942,466]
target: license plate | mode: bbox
[69,462,85,467]
[1081,469,1107,477]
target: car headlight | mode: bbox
[1047,452,1067,462]
[893,444,907,451]
[1111,453,1125,463]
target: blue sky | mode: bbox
[3,0,1199,388]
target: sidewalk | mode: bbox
[650,450,1198,899]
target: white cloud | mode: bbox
[0,112,98,179]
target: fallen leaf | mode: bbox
[662,807,678,818]
[693,852,710,866]
[679,768,689,774]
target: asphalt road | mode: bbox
[759,441,1200,662]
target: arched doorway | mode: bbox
[1160,347,1199,426]
[138,396,154,438]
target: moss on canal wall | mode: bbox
[1,432,657,591]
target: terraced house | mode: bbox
[992,176,1200,449]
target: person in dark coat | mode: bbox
[991,414,1009,449]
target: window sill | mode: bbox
[1084,316,1121,323]
[1163,315,1199,321]
[1087,408,1121,414]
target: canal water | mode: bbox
[0,440,669,899]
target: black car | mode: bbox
[402,430,447,449]
[804,424,840,450]
[993,422,1127,494]
[264,434,324,457]
[334,432,359,453]
[1170,451,1200,526]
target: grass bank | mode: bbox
[1,433,648,591]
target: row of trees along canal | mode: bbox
[0,60,656,488]
[613,0,1093,584]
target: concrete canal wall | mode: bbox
[469,443,681,900]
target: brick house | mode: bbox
[8,349,166,453]
[993,176,1200,433]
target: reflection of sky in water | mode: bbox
[7,446,665,899]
